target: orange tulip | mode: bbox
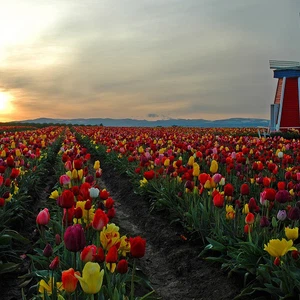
[62,268,80,293]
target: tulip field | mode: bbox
[1,125,300,299]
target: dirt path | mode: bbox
[100,167,243,300]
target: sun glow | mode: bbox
[0,92,14,116]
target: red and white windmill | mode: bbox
[269,60,300,131]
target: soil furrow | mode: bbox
[100,166,242,300]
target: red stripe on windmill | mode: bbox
[269,60,300,132]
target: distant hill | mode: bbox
[16,117,269,128]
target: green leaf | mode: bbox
[0,262,19,274]
[205,237,226,252]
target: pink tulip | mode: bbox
[36,208,50,226]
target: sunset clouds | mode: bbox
[0,0,299,122]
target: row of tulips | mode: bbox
[0,126,65,276]
[74,126,300,299]
[29,129,150,299]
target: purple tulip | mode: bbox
[64,224,86,252]
[277,210,287,221]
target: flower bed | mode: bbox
[75,125,300,299]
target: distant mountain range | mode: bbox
[15,117,269,128]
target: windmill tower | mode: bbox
[269,60,300,131]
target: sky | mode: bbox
[0,0,300,122]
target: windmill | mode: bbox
[269,60,300,131]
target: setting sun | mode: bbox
[0,91,14,118]
[0,92,9,110]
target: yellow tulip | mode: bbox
[38,277,64,297]
[50,190,59,200]
[285,227,299,241]
[264,238,297,257]
[78,169,84,180]
[75,262,104,294]
[242,204,249,214]
[210,160,218,174]
[164,158,170,167]
[187,156,194,166]
[138,146,144,154]
[15,149,21,157]
[118,235,131,257]
[100,223,120,250]
[94,160,100,170]
[192,163,200,177]
[225,205,235,220]
[140,178,148,187]
[72,169,78,180]
[204,179,212,189]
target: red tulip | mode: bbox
[106,246,118,263]
[93,247,105,263]
[130,236,146,258]
[60,190,75,209]
[144,170,155,180]
[213,193,224,208]
[264,188,276,201]
[224,183,234,197]
[10,168,20,179]
[240,183,250,195]
[73,159,83,170]
[100,189,109,200]
[92,209,109,231]
[245,212,255,225]
[117,259,128,274]
[105,197,115,209]
[107,207,116,219]
[80,245,97,263]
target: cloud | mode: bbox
[0,0,299,121]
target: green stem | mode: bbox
[130,259,136,300]
[248,226,252,243]
[51,270,54,300]
[105,266,113,298]
[74,252,77,300]
[65,208,69,229]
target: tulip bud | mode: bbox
[274,257,280,266]
[292,250,300,260]
[49,256,59,270]
[43,244,53,258]
[55,234,61,245]
[260,216,270,227]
